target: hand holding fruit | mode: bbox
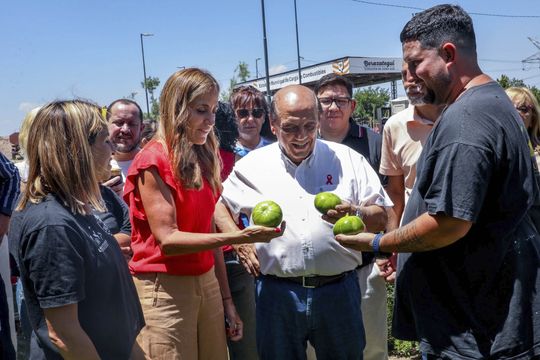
[333,214,365,235]
[335,231,375,252]
[252,200,283,228]
[314,192,359,224]
[238,200,286,245]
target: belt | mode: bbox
[265,270,352,288]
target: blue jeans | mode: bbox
[224,250,258,360]
[16,279,31,360]
[256,270,365,360]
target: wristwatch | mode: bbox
[371,233,392,259]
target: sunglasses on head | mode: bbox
[236,108,265,118]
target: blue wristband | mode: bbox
[372,233,391,259]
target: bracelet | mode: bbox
[222,296,232,302]
[354,206,363,219]
[372,233,391,259]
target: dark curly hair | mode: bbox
[400,4,476,54]
[214,101,239,152]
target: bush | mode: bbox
[386,282,421,358]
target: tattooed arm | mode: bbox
[335,212,472,253]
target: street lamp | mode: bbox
[293,0,302,84]
[260,0,272,103]
[140,33,154,117]
[255,58,261,78]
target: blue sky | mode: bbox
[1,0,539,135]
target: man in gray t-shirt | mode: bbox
[334,5,540,359]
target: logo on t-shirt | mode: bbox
[88,218,110,253]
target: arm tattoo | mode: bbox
[391,221,429,252]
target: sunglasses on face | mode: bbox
[236,108,265,119]
[516,105,533,114]
[318,97,351,109]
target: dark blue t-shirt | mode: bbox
[96,185,131,236]
[341,120,386,186]
[395,82,540,359]
[9,194,144,359]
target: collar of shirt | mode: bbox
[405,106,435,126]
[278,141,317,176]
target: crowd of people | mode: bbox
[0,4,539,360]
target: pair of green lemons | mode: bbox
[252,192,365,235]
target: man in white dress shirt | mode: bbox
[218,85,391,359]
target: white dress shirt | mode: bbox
[220,139,392,277]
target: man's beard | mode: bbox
[406,84,432,106]
[115,139,141,153]
[424,72,452,106]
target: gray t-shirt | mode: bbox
[395,82,540,359]
[9,194,144,359]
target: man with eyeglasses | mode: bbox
[216,84,391,359]
[314,73,388,360]
[315,74,385,184]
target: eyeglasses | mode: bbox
[236,108,265,119]
[277,122,318,135]
[318,97,351,109]
[516,105,533,114]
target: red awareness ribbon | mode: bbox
[326,174,333,185]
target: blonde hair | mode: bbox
[506,87,540,147]
[18,107,41,155]
[17,100,107,215]
[158,68,222,193]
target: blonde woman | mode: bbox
[124,68,282,359]
[14,107,41,185]
[506,87,540,169]
[9,100,144,359]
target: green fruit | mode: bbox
[333,215,365,236]
[314,192,342,215]
[252,200,283,227]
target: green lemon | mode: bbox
[314,192,342,215]
[252,200,283,227]
[333,215,365,236]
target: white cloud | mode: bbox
[269,64,287,75]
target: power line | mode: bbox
[483,67,528,73]
[350,0,540,18]
[479,59,522,64]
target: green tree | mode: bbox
[497,74,540,104]
[353,87,390,122]
[530,87,540,104]
[221,61,251,101]
[125,92,137,100]
[141,76,160,119]
[497,74,526,89]
[236,61,250,82]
